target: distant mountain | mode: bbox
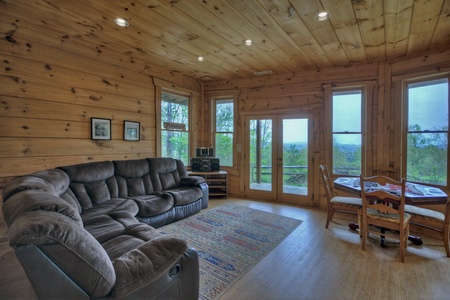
[283,142,307,150]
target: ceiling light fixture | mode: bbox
[114,18,129,27]
[254,70,273,76]
[316,11,330,21]
[245,39,253,46]
[197,56,204,62]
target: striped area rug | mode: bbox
[159,203,302,299]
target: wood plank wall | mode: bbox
[1,0,449,211]
[0,5,200,187]
[204,49,450,208]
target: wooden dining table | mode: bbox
[334,177,448,205]
[333,177,449,247]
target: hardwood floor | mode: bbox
[1,198,450,300]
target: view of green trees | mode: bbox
[407,124,447,185]
[407,78,448,186]
[332,137,361,176]
[249,120,272,185]
[161,92,189,165]
[215,100,234,166]
[249,119,308,188]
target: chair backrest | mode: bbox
[372,166,399,180]
[360,175,406,222]
[319,165,336,202]
[444,200,450,224]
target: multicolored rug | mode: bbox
[158,204,302,299]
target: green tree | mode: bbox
[215,101,234,166]
[407,124,447,185]
[161,92,189,164]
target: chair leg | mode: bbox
[443,224,450,257]
[357,210,362,237]
[399,231,405,263]
[361,227,366,250]
[325,208,334,228]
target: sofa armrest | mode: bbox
[179,176,205,186]
[123,248,199,300]
[180,177,208,209]
[110,235,189,298]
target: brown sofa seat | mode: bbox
[2,158,203,299]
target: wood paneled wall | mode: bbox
[0,8,200,182]
[1,1,449,211]
[204,49,450,208]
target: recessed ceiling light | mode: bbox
[245,39,253,46]
[254,70,273,76]
[197,56,204,62]
[114,18,129,27]
[316,11,330,21]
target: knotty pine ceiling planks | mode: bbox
[2,0,449,81]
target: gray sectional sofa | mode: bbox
[2,157,208,299]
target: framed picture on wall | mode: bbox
[124,121,140,141]
[91,118,111,140]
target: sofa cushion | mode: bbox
[114,159,154,197]
[80,199,140,243]
[147,158,181,191]
[3,190,83,228]
[9,211,116,299]
[59,161,119,210]
[110,235,189,298]
[130,193,175,217]
[101,223,162,260]
[168,187,203,206]
[3,169,70,202]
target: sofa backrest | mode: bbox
[147,158,184,191]
[113,159,155,197]
[58,161,118,211]
[2,169,83,227]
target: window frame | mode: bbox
[325,85,368,177]
[211,96,235,167]
[401,74,450,188]
[156,88,192,164]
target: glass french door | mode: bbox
[244,114,313,205]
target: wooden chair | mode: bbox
[405,201,450,257]
[360,175,411,262]
[319,165,362,229]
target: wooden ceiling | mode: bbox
[4,0,450,81]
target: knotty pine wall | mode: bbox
[204,50,450,208]
[1,6,449,212]
[0,13,200,192]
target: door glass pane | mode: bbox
[282,118,308,195]
[249,119,273,191]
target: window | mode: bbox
[161,91,190,164]
[405,77,448,186]
[332,89,363,176]
[213,98,234,166]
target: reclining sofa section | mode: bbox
[2,157,208,299]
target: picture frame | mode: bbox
[91,118,111,140]
[124,121,140,141]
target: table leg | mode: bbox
[380,228,387,248]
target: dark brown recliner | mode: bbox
[2,158,203,299]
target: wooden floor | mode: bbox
[1,197,450,300]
